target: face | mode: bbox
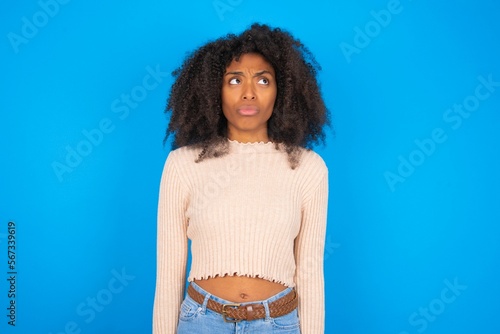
[221,53,277,143]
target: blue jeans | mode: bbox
[177,282,301,334]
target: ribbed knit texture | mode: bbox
[153,140,328,334]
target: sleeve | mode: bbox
[294,165,329,334]
[153,152,189,333]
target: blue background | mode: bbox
[1,0,499,333]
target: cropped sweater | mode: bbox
[153,139,329,333]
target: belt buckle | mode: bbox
[221,303,241,323]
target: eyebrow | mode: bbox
[224,70,274,77]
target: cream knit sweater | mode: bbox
[153,139,328,333]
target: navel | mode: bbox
[240,293,249,299]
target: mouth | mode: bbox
[237,105,259,116]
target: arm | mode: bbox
[294,170,329,333]
[153,152,189,333]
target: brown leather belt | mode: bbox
[187,284,298,323]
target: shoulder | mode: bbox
[159,146,203,190]
[298,148,328,175]
[160,145,203,179]
[165,145,202,164]
[295,149,329,203]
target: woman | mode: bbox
[153,23,330,333]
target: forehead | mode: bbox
[225,53,275,74]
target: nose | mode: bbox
[242,82,256,100]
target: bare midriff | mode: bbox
[194,275,288,303]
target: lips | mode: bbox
[237,105,259,116]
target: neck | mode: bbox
[227,131,269,143]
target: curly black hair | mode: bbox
[164,23,331,168]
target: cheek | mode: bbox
[221,88,237,107]
[221,90,233,119]
[266,89,277,109]
[221,88,228,105]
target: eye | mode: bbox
[229,78,241,85]
[258,78,270,85]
